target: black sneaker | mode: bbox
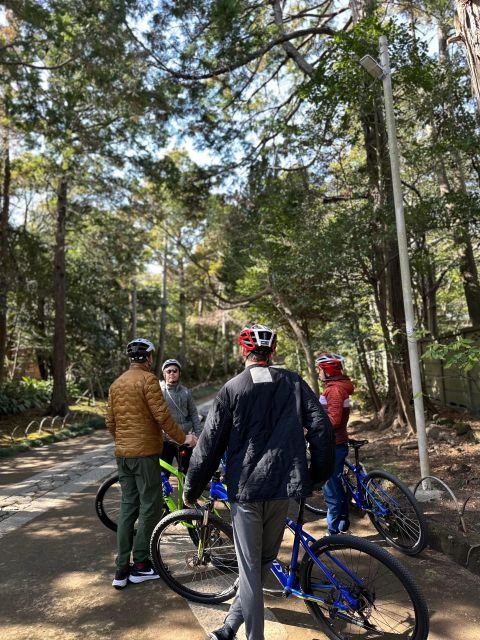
[128,560,159,583]
[112,565,130,590]
[208,624,236,640]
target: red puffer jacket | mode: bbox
[320,376,354,445]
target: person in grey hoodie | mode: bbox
[160,358,202,474]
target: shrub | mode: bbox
[0,377,82,415]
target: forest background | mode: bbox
[0,0,479,436]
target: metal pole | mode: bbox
[379,35,431,484]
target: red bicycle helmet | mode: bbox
[315,352,344,376]
[237,324,277,358]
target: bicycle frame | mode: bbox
[268,513,362,612]
[341,453,403,521]
[160,459,184,510]
[160,458,228,512]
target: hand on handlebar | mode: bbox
[184,433,198,448]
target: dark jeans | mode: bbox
[161,440,192,476]
[323,443,349,534]
[116,455,163,567]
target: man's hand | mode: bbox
[184,433,198,448]
[182,491,195,508]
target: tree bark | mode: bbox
[154,235,168,377]
[36,296,51,380]
[274,292,319,395]
[0,124,10,383]
[437,20,480,326]
[178,253,186,365]
[50,174,69,416]
[129,278,137,340]
[350,309,382,412]
[453,1,480,107]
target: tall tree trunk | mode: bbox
[0,124,10,383]
[50,174,69,416]
[195,295,203,341]
[437,21,480,326]
[155,235,168,377]
[453,1,480,107]
[274,292,319,395]
[221,311,229,376]
[129,278,137,340]
[455,227,480,325]
[350,308,382,412]
[352,0,415,430]
[36,296,50,380]
[417,237,439,338]
[178,253,186,365]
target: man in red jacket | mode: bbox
[316,352,355,535]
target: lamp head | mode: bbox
[359,55,385,80]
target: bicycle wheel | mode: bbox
[95,475,121,532]
[305,461,365,517]
[150,509,238,604]
[95,475,166,534]
[364,470,427,555]
[304,493,328,517]
[300,534,429,640]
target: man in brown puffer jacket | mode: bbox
[106,338,197,589]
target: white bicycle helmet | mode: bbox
[126,338,155,362]
[162,358,182,372]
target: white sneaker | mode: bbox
[128,561,159,583]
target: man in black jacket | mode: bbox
[183,324,335,640]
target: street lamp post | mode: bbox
[360,36,431,487]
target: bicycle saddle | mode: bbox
[348,438,369,449]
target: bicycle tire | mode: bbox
[300,534,429,640]
[304,494,328,517]
[95,475,121,532]
[150,509,238,604]
[364,470,427,555]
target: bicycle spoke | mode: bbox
[151,512,238,602]
[301,535,428,639]
[366,474,424,551]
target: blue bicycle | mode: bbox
[150,497,429,639]
[305,439,428,555]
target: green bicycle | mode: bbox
[95,455,230,532]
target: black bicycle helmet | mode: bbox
[126,338,155,362]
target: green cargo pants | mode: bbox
[116,455,163,567]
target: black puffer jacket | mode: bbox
[184,364,335,504]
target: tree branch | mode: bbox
[126,20,334,80]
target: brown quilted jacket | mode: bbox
[106,364,186,457]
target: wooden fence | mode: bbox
[420,327,480,415]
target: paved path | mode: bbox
[1,413,480,639]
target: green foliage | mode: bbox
[2,1,480,419]
[0,377,80,415]
[422,338,480,373]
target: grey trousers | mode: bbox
[225,499,289,640]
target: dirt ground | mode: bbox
[348,409,480,546]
